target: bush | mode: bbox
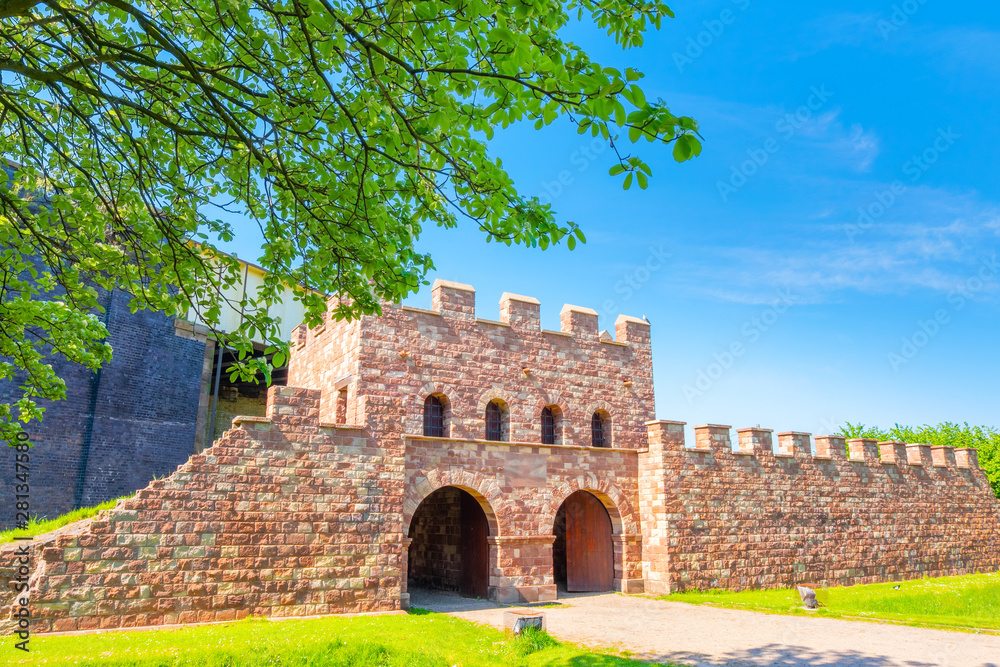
[839,421,1000,498]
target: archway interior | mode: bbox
[553,490,614,593]
[407,486,490,598]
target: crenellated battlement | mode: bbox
[641,419,998,593]
[645,421,982,471]
[288,278,656,449]
[388,279,652,345]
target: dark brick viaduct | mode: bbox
[0,288,214,528]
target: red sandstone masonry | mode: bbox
[403,435,643,603]
[7,279,1000,633]
[641,422,1000,592]
[1,387,403,633]
[288,280,654,449]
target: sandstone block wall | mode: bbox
[288,280,655,450]
[403,435,643,603]
[2,387,403,633]
[642,422,1000,592]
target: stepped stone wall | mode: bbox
[1,387,402,633]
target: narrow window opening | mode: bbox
[424,395,445,437]
[485,400,506,442]
[541,407,556,445]
[591,411,607,448]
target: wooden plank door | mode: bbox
[459,491,489,598]
[565,491,614,592]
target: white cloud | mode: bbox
[662,186,1000,304]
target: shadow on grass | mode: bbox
[639,642,966,667]
[407,606,433,615]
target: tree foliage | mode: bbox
[0,0,700,443]
[839,421,1000,498]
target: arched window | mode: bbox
[541,406,556,445]
[485,400,507,442]
[423,395,445,437]
[591,411,608,448]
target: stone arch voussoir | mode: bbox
[546,478,637,535]
[404,468,509,537]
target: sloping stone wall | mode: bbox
[1,387,403,633]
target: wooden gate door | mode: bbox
[565,491,614,592]
[459,491,489,598]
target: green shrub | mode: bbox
[839,421,1000,498]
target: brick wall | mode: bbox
[6,278,1000,633]
[0,289,208,527]
[642,422,1000,592]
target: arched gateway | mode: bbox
[553,490,614,592]
[407,486,491,598]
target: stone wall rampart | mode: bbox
[642,421,1000,592]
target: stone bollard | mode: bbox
[504,610,546,635]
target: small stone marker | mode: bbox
[797,585,819,609]
[504,610,546,634]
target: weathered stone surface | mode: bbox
[3,281,998,632]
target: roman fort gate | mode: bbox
[4,279,1000,633]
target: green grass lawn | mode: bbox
[0,495,132,546]
[3,609,679,666]
[665,571,1000,633]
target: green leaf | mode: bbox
[623,173,633,190]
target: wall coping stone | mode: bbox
[615,314,649,327]
[560,303,599,316]
[475,318,510,328]
[400,305,441,316]
[499,292,540,305]
[433,278,475,292]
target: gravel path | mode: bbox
[410,589,1000,667]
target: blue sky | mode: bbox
[239,1,1000,435]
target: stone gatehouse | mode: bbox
[4,279,999,633]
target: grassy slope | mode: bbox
[0,496,132,546]
[665,571,1000,633]
[4,609,678,666]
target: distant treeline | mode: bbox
[839,422,1000,499]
